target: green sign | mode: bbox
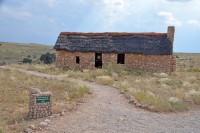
[36,96,50,103]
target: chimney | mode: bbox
[167,26,175,45]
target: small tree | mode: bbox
[22,57,32,63]
[40,52,56,64]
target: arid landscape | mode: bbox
[0,42,200,133]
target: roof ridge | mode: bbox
[60,32,167,37]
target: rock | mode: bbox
[133,99,138,105]
[135,103,141,107]
[44,119,51,124]
[30,87,41,94]
[120,90,125,94]
[26,128,32,133]
[168,97,180,103]
[141,104,148,108]
[153,73,169,78]
[128,98,135,103]
[148,105,155,111]
[38,127,42,131]
[88,91,92,94]
[124,93,131,99]
[48,116,53,119]
[53,114,60,118]
[119,117,125,121]
[128,96,135,103]
[39,121,48,128]
[60,111,65,116]
[29,125,36,130]
[43,91,52,95]
[159,73,169,78]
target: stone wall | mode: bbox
[167,26,175,45]
[28,88,52,119]
[56,50,95,69]
[55,51,176,73]
[125,54,176,72]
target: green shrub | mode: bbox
[0,61,6,66]
[40,52,56,64]
[22,57,32,63]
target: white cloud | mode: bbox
[158,11,182,27]
[99,0,132,30]
[1,6,32,19]
[44,0,57,7]
[165,0,194,2]
[187,20,200,27]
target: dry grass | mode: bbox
[66,61,200,112]
[175,53,200,69]
[96,76,114,85]
[0,42,54,65]
[9,64,66,75]
[0,69,89,133]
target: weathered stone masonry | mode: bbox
[54,26,176,73]
[56,51,176,72]
[28,88,52,119]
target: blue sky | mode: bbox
[0,0,199,53]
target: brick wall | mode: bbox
[55,50,176,73]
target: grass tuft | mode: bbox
[96,76,114,85]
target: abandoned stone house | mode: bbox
[54,26,176,72]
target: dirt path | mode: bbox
[44,80,200,133]
[1,66,200,133]
[0,66,68,79]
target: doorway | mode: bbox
[117,54,125,64]
[95,53,102,68]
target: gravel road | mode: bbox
[42,80,200,133]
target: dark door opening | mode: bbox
[117,54,125,64]
[95,53,102,68]
[76,56,80,64]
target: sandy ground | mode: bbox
[1,66,200,133]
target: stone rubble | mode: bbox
[123,92,155,111]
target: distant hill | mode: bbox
[0,42,55,65]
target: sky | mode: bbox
[0,0,200,53]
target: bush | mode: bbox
[40,52,56,64]
[0,61,6,66]
[22,57,32,63]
